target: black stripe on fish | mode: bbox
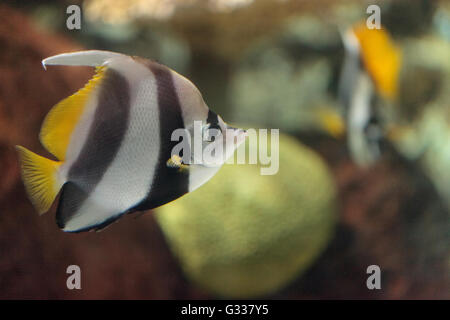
[56,182,87,230]
[133,61,189,211]
[56,68,131,230]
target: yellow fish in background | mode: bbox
[338,23,402,166]
[316,107,346,139]
[16,50,247,233]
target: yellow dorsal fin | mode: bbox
[353,23,402,100]
[39,66,106,160]
[16,146,64,214]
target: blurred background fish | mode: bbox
[338,23,401,166]
[0,0,448,299]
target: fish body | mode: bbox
[339,23,401,166]
[17,50,246,232]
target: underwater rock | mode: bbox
[383,0,436,37]
[398,36,450,121]
[155,133,337,298]
[281,14,340,51]
[393,36,450,210]
[230,50,334,133]
[432,3,450,42]
[0,4,86,202]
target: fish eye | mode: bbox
[203,123,222,142]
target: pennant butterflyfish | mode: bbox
[338,23,402,166]
[16,50,247,232]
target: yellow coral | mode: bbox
[156,133,337,298]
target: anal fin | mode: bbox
[57,182,128,233]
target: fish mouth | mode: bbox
[239,129,248,140]
[235,128,247,136]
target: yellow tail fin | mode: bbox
[15,146,63,214]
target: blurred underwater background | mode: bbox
[0,0,449,299]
